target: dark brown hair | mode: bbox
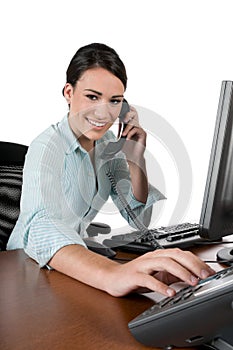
[63,43,127,95]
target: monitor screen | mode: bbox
[199,80,233,241]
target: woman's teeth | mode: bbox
[87,118,106,127]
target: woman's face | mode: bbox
[64,67,125,149]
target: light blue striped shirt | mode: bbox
[7,115,165,266]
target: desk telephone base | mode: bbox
[129,265,233,349]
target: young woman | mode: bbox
[7,43,215,297]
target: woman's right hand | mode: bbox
[105,248,216,297]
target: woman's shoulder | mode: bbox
[29,116,70,150]
[26,117,69,161]
[32,125,54,144]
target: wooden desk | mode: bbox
[0,243,230,350]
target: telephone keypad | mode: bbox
[142,266,233,317]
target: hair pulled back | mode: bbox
[63,43,127,94]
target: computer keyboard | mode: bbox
[103,222,205,253]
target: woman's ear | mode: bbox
[63,83,74,104]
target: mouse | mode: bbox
[86,222,111,237]
[216,247,233,265]
[83,238,116,258]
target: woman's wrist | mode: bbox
[97,262,120,296]
[127,156,146,170]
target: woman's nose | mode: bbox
[94,103,110,119]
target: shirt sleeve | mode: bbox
[109,154,166,229]
[16,133,87,267]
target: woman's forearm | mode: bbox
[49,244,119,293]
[128,157,148,203]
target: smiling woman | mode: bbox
[7,43,215,297]
[64,67,125,150]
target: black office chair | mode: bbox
[0,141,111,252]
[0,141,28,251]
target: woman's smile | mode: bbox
[86,117,108,128]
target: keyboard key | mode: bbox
[166,230,199,242]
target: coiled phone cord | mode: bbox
[106,167,164,250]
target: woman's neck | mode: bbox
[78,135,94,153]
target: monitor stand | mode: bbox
[216,247,233,265]
[211,338,233,350]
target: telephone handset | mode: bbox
[100,99,130,160]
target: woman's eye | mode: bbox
[86,94,98,101]
[110,99,121,105]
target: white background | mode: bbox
[1,0,233,229]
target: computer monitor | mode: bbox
[198,80,233,262]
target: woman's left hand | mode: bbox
[121,105,147,161]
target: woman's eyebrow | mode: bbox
[112,94,124,98]
[85,89,102,95]
[84,89,124,99]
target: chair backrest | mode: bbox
[0,141,28,250]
